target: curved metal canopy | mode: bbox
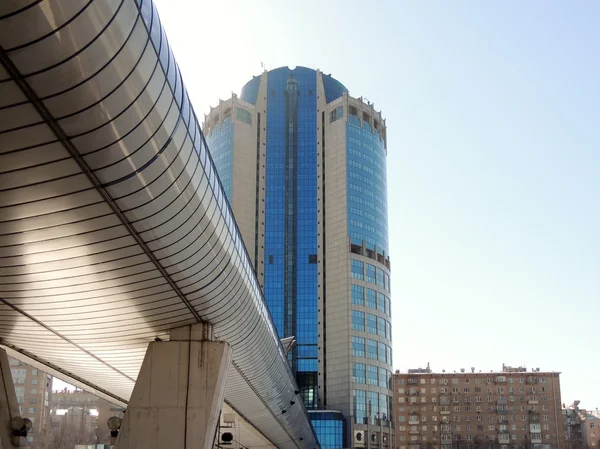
[0,1,318,449]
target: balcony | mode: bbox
[409,430,420,435]
[409,420,420,426]
[440,411,451,415]
[528,400,539,405]
[498,433,510,444]
[531,434,542,443]
[441,435,453,443]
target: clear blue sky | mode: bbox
[60,0,593,409]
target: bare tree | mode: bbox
[44,413,96,449]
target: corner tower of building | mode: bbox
[204,66,392,449]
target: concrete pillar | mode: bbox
[0,348,25,448]
[115,323,232,449]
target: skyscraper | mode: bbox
[204,66,393,449]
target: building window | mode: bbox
[378,367,387,388]
[366,264,376,284]
[29,398,36,404]
[367,366,378,386]
[236,107,252,125]
[367,314,377,334]
[351,260,364,280]
[377,292,386,313]
[330,106,343,123]
[384,296,391,317]
[352,285,365,306]
[366,289,377,309]
[352,336,366,358]
[367,339,378,360]
[31,370,38,376]
[353,363,366,384]
[352,310,365,331]
[354,390,367,424]
[377,316,386,337]
[28,408,35,413]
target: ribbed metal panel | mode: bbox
[0,2,318,448]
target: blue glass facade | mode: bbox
[240,75,261,105]
[264,67,321,409]
[309,411,346,449]
[321,73,346,103]
[352,389,393,425]
[347,114,389,253]
[205,118,233,200]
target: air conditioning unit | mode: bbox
[370,433,379,445]
[382,433,389,446]
[220,431,234,445]
[354,430,365,447]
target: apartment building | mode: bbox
[564,401,600,449]
[580,413,600,449]
[393,365,564,449]
[51,389,125,444]
[9,357,52,448]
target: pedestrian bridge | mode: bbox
[0,1,318,448]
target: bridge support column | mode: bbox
[0,348,29,448]
[115,323,232,449]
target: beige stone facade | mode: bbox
[393,367,565,449]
